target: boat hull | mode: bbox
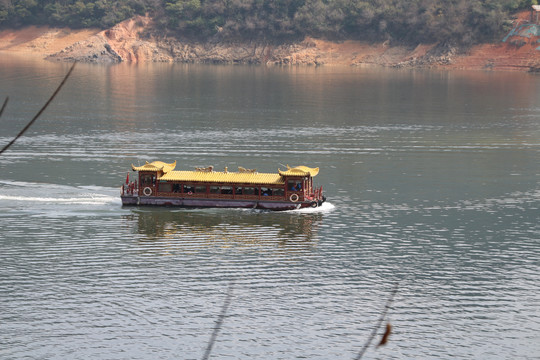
[121,195,321,211]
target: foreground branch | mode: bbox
[202,282,234,360]
[0,62,76,156]
[354,282,399,360]
[0,97,8,119]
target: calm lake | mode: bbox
[0,53,539,359]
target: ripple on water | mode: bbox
[2,64,540,358]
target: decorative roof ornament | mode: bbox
[196,166,214,172]
[132,161,176,173]
[278,165,319,177]
[238,166,257,173]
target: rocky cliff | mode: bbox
[1,14,539,72]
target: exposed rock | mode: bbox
[393,43,457,68]
[49,34,122,63]
[1,12,539,72]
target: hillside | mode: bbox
[1,13,538,72]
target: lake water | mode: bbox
[0,53,539,359]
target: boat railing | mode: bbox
[313,186,323,200]
[233,194,262,200]
[121,181,138,196]
[122,180,323,203]
[208,193,235,199]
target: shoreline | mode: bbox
[1,15,539,72]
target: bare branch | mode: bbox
[0,62,76,156]
[202,282,234,360]
[0,97,8,119]
[354,281,399,360]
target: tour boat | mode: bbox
[121,161,326,211]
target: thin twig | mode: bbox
[0,62,76,156]
[0,97,8,119]
[202,282,234,360]
[354,281,399,360]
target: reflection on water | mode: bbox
[126,207,325,254]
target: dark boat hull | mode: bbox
[121,195,321,211]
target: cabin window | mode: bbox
[261,187,273,196]
[210,186,233,194]
[158,182,173,193]
[173,183,182,193]
[183,185,194,194]
[141,174,155,186]
[288,180,302,191]
[195,186,207,193]
[243,187,259,196]
[271,188,285,197]
[235,187,243,195]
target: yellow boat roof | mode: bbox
[278,165,319,177]
[132,161,176,172]
[131,161,318,185]
[160,170,284,185]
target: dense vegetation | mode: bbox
[0,0,537,45]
